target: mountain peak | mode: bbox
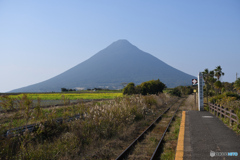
[105,39,138,52]
[109,39,133,47]
[115,39,130,43]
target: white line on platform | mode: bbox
[202,116,213,118]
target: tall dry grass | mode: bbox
[0,93,174,159]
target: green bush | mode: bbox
[123,82,136,95]
[209,94,224,103]
[181,86,193,95]
[224,92,240,99]
[140,79,166,95]
[169,88,181,97]
[122,79,166,95]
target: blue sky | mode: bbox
[0,0,240,92]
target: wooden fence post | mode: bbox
[237,114,239,126]
[213,104,215,115]
[217,105,220,117]
[238,116,239,126]
[212,104,215,113]
[230,110,234,126]
[220,106,224,118]
[225,108,228,121]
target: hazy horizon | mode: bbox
[1,0,239,92]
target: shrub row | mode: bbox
[209,91,240,104]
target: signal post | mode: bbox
[192,78,198,110]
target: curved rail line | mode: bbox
[116,98,184,160]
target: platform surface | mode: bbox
[184,111,240,160]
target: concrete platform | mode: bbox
[184,111,240,160]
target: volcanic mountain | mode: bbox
[11,40,196,92]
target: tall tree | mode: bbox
[202,69,210,103]
[202,69,215,103]
[214,80,223,94]
[214,66,224,81]
[209,71,216,92]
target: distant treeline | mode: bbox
[87,88,109,91]
[123,79,166,95]
[61,88,76,92]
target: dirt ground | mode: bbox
[180,94,198,111]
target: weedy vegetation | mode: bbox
[0,93,176,159]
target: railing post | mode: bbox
[216,104,218,115]
[237,116,239,126]
[215,105,217,116]
[230,110,234,126]
[225,108,228,121]
[213,104,215,115]
[220,106,223,118]
[217,105,220,117]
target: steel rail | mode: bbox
[150,101,182,160]
[1,114,81,138]
[115,100,179,160]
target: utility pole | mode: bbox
[237,73,238,80]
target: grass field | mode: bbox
[8,92,123,100]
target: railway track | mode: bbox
[0,99,110,137]
[116,98,184,160]
[1,114,82,138]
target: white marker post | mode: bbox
[198,72,204,111]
